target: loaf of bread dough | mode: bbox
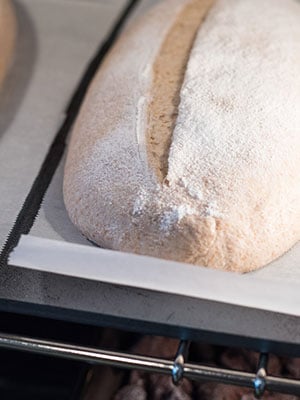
[64,0,300,272]
[0,0,16,86]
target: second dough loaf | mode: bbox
[0,0,16,86]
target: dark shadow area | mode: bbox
[0,0,38,138]
[0,311,100,400]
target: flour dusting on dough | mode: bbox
[160,204,197,232]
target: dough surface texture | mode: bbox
[64,0,300,272]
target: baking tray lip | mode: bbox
[9,234,300,319]
[4,234,300,354]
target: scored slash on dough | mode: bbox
[146,0,215,183]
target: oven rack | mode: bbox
[0,332,299,398]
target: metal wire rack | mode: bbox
[0,332,299,398]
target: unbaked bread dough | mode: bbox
[0,0,16,86]
[64,0,300,272]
